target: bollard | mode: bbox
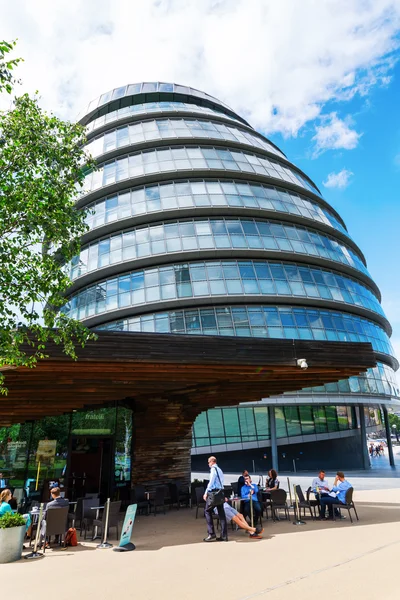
[97,498,113,549]
[25,503,45,559]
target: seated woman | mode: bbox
[0,488,31,531]
[214,501,263,538]
[263,469,280,499]
[0,489,13,516]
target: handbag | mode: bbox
[207,467,225,507]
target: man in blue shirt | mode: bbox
[203,456,228,542]
[0,473,6,489]
[240,475,262,524]
[319,471,352,519]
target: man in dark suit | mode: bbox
[40,487,69,547]
[46,487,69,509]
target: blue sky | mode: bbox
[270,59,400,354]
[2,0,400,353]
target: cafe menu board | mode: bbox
[36,440,57,465]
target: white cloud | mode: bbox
[1,0,400,137]
[323,169,354,189]
[313,113,361,155]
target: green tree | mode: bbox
[0,40,96,392]
[388,413,400,441]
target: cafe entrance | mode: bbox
[68,436,114,501]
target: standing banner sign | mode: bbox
[114,503,137,552]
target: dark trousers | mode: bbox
[315,493,341,517]
[320,496,342,518]
[243,500,262,523]
[204,496,227,539]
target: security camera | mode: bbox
[297,358,308,370]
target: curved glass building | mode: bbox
[64,82,399,472]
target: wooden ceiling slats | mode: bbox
[0,332,376,426]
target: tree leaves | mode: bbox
[0,41,96,394]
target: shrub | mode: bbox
[0,512,25,528]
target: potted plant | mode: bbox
[0,512,26,563]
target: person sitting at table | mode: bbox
[264,469,279,497]
[319,472,352,520]
[46,486,69,509]
[237,470,249,497]
[240,475,262,523]
[40,487,69,547]
[0,489,31,534]
[0,489,12,517]
[214,501,264,538]
[311,470,330,497]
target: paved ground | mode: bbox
[3,474,400,600]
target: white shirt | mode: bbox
[311,477,330,494]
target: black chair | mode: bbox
[194,486,206,518]
[92,500,121,539]
[150,486,167,516]
[213,507,235,532]
[231,482,239,495]
[177,482,191,508]
[130,486,150,515]
[81,497,100,538]
[167,483,180,510]
[306,487,320,518]
[266,489,290,521]
[223,485,233,498]
[42,506,69,551]
[68,497,83,529]
[294,485,315,520]
[336,487,359,523]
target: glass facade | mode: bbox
[67,82,399,467]
[81,146,320,197]
[96,304,394,356]
[84,179,348,238]
[85,118,286,159]
[84,82,235,118]
[72,219,369,280]
[192,404,357,447]
[289,362,399,398]
[86,102,246,135]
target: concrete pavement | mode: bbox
[3,483,400,600]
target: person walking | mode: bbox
[203,456,228,542]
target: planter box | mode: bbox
[0,525,25,563]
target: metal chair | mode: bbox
[81,497,100,538]
[68,496,83,529]
[231,482,239,495]
[336,487,359,523]
[294,485,315,520]
[194,486,206,518]
[150,486,167,516]
[167,483,180,510]
[306,487,320,518]
[130,486,150,515]
[92,500,121,539]
[266,489,290,521]
[42,506,69,551]
[176,482,191,508]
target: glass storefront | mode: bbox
[192,404,358,448]
[0,404,132,498]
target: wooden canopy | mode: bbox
[0,331,376,426]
